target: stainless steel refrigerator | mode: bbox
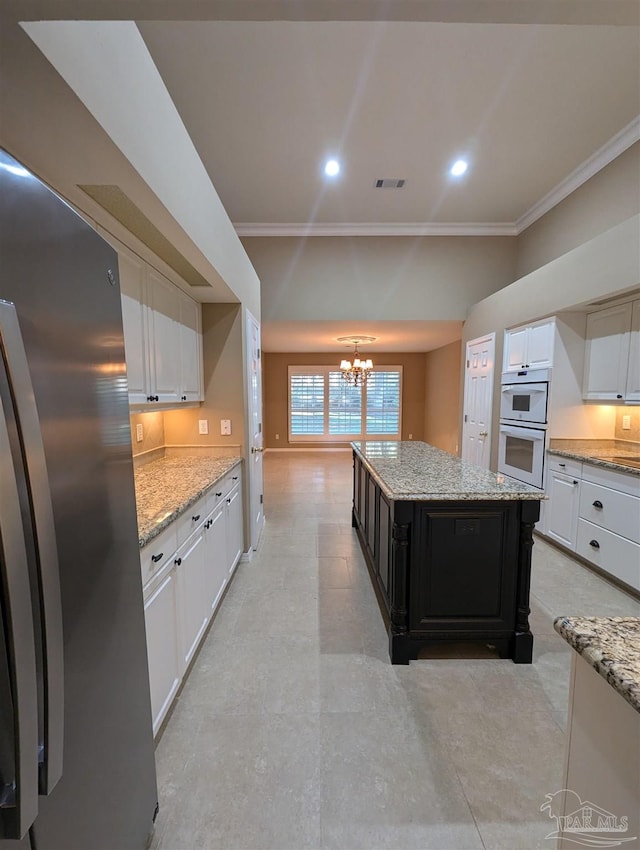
[0,150,158,849]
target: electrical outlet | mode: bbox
[408,433,413,440]
[622,415,631,430]
[135,423,143,442]
[275,433,279,440]
[221,419,232,436]
[198,419,209,435]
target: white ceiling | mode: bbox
[138,18,640,231]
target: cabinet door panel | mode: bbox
[178,530,208,668]
[179,293,202,401]
[527,321,554,368]
[225,486,243,574]
[119,252,150,404]
[546,471,580,550]
[625,300,640,402]
[144,570,181,735]
[583,303,632,400]
[504,327,528,370]
[205,507,228,614]
[148,269,181,403]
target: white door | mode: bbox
[462,334,495,469]
[246,310,264,550]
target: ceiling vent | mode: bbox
[374,179,406,189]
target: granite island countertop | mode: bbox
[352,440,543,501]
[134,455,242,548]
[554,616,640,714]
[548,439,640,476]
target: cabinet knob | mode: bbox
[589,539,600,549]
[616,394,623,399]
[174,557,182,566]
[181,395,187,401]
[226,498,231,504]
[232,476,238,480]
[592,500,603,509]
[216,492,222,497]
[573,480,579,485]
[148,395,159,402]
[192,514,200,522]
[151,552,163,563]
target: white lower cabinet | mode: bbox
[543,454,640,593]
[142,465,244,735]
[544,457,582,550]
[177,527,208,669]
[144,565,181,736]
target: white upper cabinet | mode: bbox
[625,300,640,403]
[583,302,633,402]
[503,318,555,371]
[119,251,203,407]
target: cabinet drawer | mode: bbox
[582,462,640,498]
[547,455,582,478]
[176,494,207,546]
[140,523,178,587]
[579,481,640,543]
[576,519,640,592]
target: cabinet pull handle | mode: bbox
[592,500,603,509]
[148,395,159,402]
[174,557,182,566]
[589,539,600,549]
[216,491,222,497]
[232,476,238,481]
[573,480,579,485]
[558,463,565,468]
[151,553,163,563]
[192,514,200,522]
[226,498,231,504]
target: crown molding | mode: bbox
[235,221,518,237]
[234,117,640,239]
[515,114,640,233]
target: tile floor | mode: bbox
[151,451,640,850]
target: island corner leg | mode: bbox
[388,519,411,664]
[512,499,540,664]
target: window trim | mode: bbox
[288,365,403,443]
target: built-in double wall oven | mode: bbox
[498,368,550,489]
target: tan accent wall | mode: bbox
[263,352,426,449]
[129,411,165,457]
[516,143,640,279]
[615,407,640,442]
[424,341,463,455]
[163,303,246,451]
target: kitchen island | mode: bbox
[352,441,542,664]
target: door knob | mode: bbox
[479,431,488,437]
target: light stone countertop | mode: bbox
[352,440,543,501]
[134,455,242,548]
[548,439,640,476]
[554,616,640,714]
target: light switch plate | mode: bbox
[198,419,209,435]
[135,423,143,442]
[221,419,232,436]
[622,415,631,430]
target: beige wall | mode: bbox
[243,235,518,323]
[263,352,427,449]
[615,407,640,443]
[424,341,463,455]
[129,411,165,457]
[516,142,640,279]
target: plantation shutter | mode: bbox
[366,370,401,435]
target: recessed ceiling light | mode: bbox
[450,159,469,177]
[324,159,341,177]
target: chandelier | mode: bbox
[338,336,375,386]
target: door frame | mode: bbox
[245,309,264,551]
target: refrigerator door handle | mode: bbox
[0,300,64,794]
[0,389,39,839]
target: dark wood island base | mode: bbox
[352,445,541,665]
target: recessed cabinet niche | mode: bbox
[119,249,203,406]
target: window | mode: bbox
[288,366,402,441]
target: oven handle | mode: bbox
[500,425,546,441]
[501,385,547,394]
